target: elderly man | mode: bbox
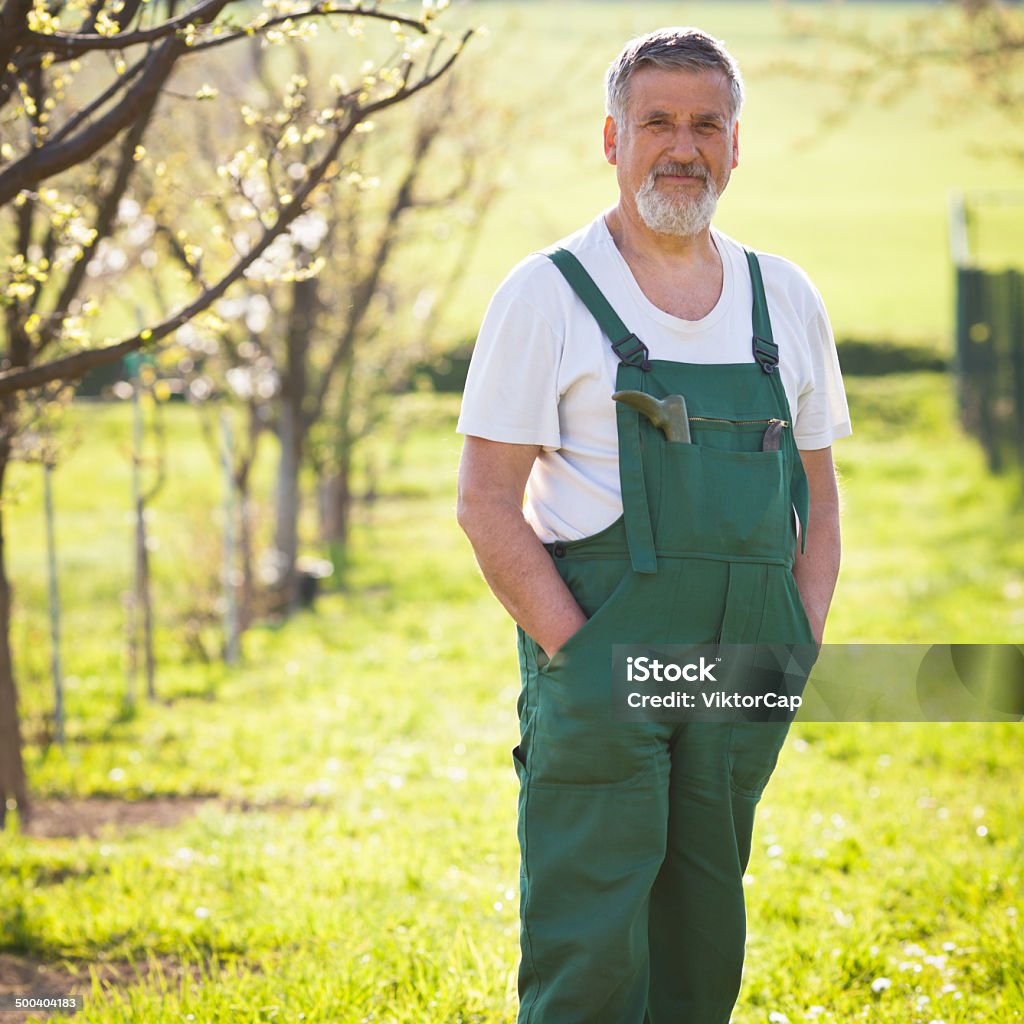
[456,27,850,1024]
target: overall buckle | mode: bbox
[612,333,651,371]
[752,335,779,374]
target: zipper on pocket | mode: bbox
[687,416,790,452]
[688,416,790,427]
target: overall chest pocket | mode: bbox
[654,420,792,558]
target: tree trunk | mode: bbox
[238,489,255,630]
[136,496,156,699]
[0,435,29,829]
[271,273,317,614]
[319,464,351,548]
[272,397,302,614]
[318,347,356,579]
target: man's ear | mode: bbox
[731,119,740,170]
[603,116,617,165]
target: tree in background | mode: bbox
[154,49,499,617]
[0,0,470,828]
[780,0,1022,158]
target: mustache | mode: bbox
[647,161,711,184]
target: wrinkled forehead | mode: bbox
[623,66,734,121]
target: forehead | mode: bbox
[625,66,733,118]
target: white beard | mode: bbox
[635,163,719,238]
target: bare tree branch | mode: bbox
[35,89,160,357]
[0,28,472,396]
[18,1,433,60]
[183,5,433,56]
[304,62,455,423]
[0,35,187,206]
[0,0,32,72]
[45,54,149,146]
[19,0,229,57]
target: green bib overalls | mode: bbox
[513,248,814,1024]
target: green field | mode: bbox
[2,374,1023,1021]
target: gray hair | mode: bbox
[605,28,745,128]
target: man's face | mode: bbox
[604,66,739,238]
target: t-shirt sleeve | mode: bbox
[456,274,563,450]
[794,291,852,451]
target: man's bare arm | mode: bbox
[793,446,841,645]
[456,435,587,658]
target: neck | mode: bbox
[604,202,718,270]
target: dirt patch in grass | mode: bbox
[0,952,206,1022]
[2,796,305,1016]
[18,795,317,840]
[19,797,217,840]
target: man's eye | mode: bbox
[695,122,720,133]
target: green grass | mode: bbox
[2,378,1022,1022]
[833,373,1024,642]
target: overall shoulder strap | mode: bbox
[745,249,810,551]
[744,250,779,375]
[544,246,657,574]
[544,247,650,371]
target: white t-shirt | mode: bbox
[457,214,852,543]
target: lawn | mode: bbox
[2,374,1022,1022]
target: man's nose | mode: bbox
[665,125,701,160]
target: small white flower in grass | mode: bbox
[194,906,210,919]
[768,1013,789,1023]
[766,844,783,858]
[108,767,125,782]
[976,825,988,837]
[808,1008,827,1017]
[870,977,891,993]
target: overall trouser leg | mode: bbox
[516,607,670,1024]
